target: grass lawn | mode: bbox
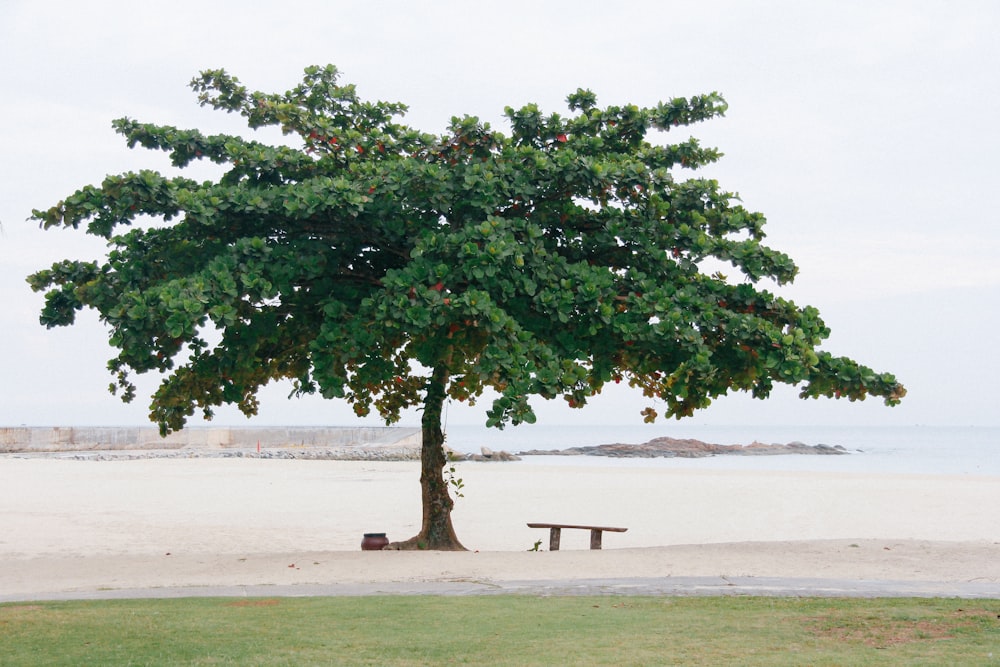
[1,595,998,665]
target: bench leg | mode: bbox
[590,529,603,550]
[549,527,561,551]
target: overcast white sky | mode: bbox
[1,1,997,429]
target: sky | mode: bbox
[1,0,997,430]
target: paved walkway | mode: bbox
[5,576,1000,603]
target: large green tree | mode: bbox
[29,66,904,550]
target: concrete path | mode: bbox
[5,576,1000,603]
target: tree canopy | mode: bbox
[28,65,905,549]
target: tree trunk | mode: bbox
[389,364,466,551]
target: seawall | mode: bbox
[0,426,422,460]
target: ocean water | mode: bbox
[441,423,1000,477]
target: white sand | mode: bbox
[1,458,998,598]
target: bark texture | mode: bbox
[389,365,466,551]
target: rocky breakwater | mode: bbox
[14,447,423,462]
[517,436,848,459]
[0,426,423,461]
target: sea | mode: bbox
[439,423,1000,477]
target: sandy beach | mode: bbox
[2,457,999,600]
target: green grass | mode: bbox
[1,596,998,666]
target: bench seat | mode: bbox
[527,522,627,550]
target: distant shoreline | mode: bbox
[1,428,846,462]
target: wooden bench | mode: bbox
[527,523,627,550]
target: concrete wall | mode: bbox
[0,426,422,453]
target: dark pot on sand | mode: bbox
[361,533,389,551]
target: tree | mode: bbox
[28,66,905,550]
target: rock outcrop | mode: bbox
[518,436,848,458]
[463,446,522,462]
